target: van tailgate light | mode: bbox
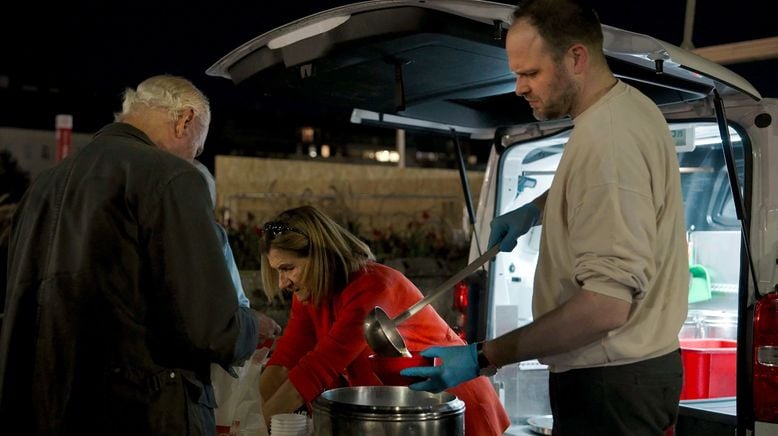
[452,280,469,341]
[453,281,469,312]
[754,292,778,422]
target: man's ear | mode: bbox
[174,109,195,137]
[569,43,589,75]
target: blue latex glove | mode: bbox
[399,344,479,393]
[487,202,541,252]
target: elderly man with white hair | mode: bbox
[0,75,259,435]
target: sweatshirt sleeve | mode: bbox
[569,183,654,301]
[566,123,656,302]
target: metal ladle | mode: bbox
[364,244,501,357]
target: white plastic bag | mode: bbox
[212,347,270,436]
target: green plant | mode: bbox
[364,211,467,261]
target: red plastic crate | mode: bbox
[680,339,737,399]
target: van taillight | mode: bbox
[453,281,469,312]
[452,280,468,341]
[754,292,778,422]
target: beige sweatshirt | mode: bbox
[534,81,689,372]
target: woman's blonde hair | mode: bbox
[259,205,374,306]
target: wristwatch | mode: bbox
[476,341,498,377]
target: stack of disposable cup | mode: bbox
[269,413,308,436]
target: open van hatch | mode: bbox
[207,0,760,135]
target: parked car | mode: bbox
[206,1,777,434]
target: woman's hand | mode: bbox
[261,377,305,430]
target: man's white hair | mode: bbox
[115,75,211,149]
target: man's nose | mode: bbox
[515,76,529,96]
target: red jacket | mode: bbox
[268,262,509,435]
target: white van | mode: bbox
[207,1,777,433]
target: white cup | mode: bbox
[270,413,308,436]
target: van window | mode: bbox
[490,122,744,423]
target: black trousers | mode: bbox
[548,349,683,436]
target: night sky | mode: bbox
[1,0,774,158]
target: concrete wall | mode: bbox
[0,127,93,179]
[215,155,484,248]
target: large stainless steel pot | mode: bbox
[312,386,465,436]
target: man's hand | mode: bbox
[254,310,281,343]
[399,344,479,393]
[488,202,541,252]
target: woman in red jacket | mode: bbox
[258,205,509,435]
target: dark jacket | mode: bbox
[0,123,258,435]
